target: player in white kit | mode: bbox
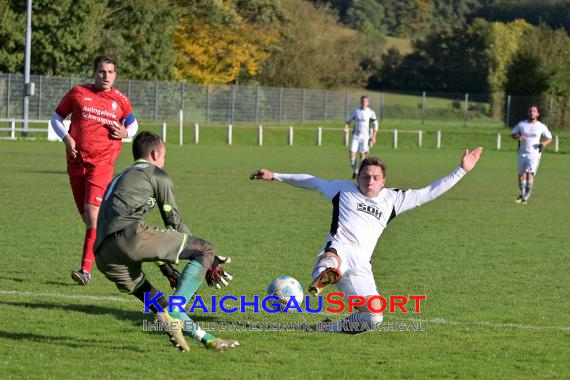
[250,146,483,333]
[511,105,552,204]
[345,95,379,179]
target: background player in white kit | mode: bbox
[344,95,379,179]
[511,105,552,204]
[250,146,483,333]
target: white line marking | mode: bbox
[1,290,568,333]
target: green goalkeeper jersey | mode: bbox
[94,159,191,252]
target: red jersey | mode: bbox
[55,84,133,164]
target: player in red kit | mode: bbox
[50,55,138,285]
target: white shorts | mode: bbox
[350,137,369,154]
[312,242,379,298]
[518,153,541,175]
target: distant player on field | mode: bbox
[51,56,138,285]
[250,146,483,333]
[95,131,238,352]
[511,105,552,204]
[344,95,379,179]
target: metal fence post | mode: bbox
[554,135,559,152]
[227,124,233,145]
[323,91,327,121]
[230,85,235,125]
[436,130,442,149]
[279,88,284,125]
[128,80,132,100]
[288,126,293,146]
[317,127,322,146]
[180,83,184,114]
[344,92,348,121]
[392,129,398,149]
[417,130,423,147]
[38,75,42,118]
[154,81,158,121]
[301,89,305,124]
[496,133,501,150]
[258,125,263,146]
[344,129,349,146]
[6,73,11,118]
[194,123,199,144]
[255,86,260,125]
[162,122,167,142]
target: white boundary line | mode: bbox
[1,290,568,333]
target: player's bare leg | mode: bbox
[309,252,342,296]
[522,172,534,203]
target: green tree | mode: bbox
[102,0,178,81]
[257,0,363,88]
[0,1,25,73]
[485,18,532,118]
[173,0,284,84]
[505,24,570,129]
[29,0,106,76]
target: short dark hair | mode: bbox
[132,131,163,160]
[360,95,368,101]
[93,55,117,73]
[528,104,539,111]
[358,156,387,177]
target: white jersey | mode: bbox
[347,107,378,140]
[273,166,466,262]
[511,120,552,155]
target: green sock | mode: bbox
[174,260,206,301]
[169,260,215,343]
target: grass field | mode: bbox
[0,137,569,379]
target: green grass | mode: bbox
[0,139,569,378]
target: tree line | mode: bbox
[2,0,570,122]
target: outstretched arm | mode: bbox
[250,168,344,200]
[394,147,483,215]
[250,168,324,191]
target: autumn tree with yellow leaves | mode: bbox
[173,0,284,84]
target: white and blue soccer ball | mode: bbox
[266,275,304,307]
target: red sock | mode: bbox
[81,228,96,272]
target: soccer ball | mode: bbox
[266,275,304,307]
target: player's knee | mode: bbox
[196,240,215,268]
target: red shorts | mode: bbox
[68,156,115,215]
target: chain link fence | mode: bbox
[1,73,570,132]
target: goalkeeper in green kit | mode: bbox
[94,131,238,352]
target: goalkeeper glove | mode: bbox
[538,143,544,152]
[158,263,181,289]
[206,256,234,289]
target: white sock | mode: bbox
[524,181,533,200]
